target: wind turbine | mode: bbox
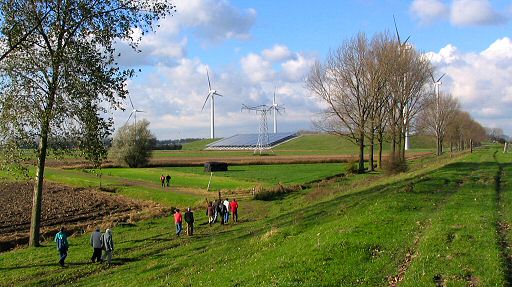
[124,94,144,127]
[269,90,285,134]
[394,15,412,151]
[201,68,223,139]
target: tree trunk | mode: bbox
[378,140,383,169]
[358,132,365,173]
[29,126,49,247]
[369,132,375,172]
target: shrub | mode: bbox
[382,156,408,174]
[109,119,156,167]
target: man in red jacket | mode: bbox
[174,209,183,236]
[229,198,239,223]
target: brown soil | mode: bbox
[0,181,170,251]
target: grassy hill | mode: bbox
[2,145,511,286]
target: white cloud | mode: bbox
[410,0,509,26]
[240,53,275,83]
[281,53,316,82]
[426,37,512,134]
[410,0,449,24]
[262,45,293,62]
[173,0,256,43]
[451,0,507,26]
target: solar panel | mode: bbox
[205,132,298,150]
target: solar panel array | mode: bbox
[205,132,298,150]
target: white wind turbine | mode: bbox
[270,90,285,134]
[124,94,145,127]
[201,68,223,139]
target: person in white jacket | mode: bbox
[223,198,230,224]
[101,229,115,265]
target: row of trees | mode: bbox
[306,31,486,173]
[307,32,431,173]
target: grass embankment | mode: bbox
[2,146,509,286]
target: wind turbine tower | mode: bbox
[394,15,412,151]
[201,68,223,139]
[270,91,285,134]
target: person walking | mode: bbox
[230,198,239,223]
[174,209,183,236]
[90,227,103,263]
[101,229,115,265]
[207,202,214,226]
[184,208,194,236]
[54,227,69,267]
[212,200,219,223]
[218,201,226,225]
[223,198,230,224]
[160,174,165,187]
[166,174,171,187]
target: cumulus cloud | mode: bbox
[240,53,276,83]
[410,0,509,26]
[410,0,449,24]
[426,37,512,134]
[173,0,256,43]
[451,0,507,26]
[262,45,293,62]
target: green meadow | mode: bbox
[1,143,512,286]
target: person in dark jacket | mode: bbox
[166,174,171,187]
[54,226,69,267]
[184,208,194,236]
[218,201,226,225]
[101,229,115,265]
[212,200,219,223]
[90,227,103,263]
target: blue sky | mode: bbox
[114,0,512,139]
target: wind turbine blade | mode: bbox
[201,94,210,111]
[402,36,411,46]
[393,15,401,45]
[214,92,223,97]
[437,73,445,82]
[429,71,435,83]
[206,68,212,90]
[125,112,134,126]
[128,94,134,110]
[273,91,276,105]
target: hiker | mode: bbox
[212,200,219,223]
[174,209,183,236]
[90,227,103,263]
[54,226,69,267]
[207,202,214,226]
[166,174,171,187]
[230,198,239,223]
[218,200,226,225]
[223,198,230,224]
[101,229,115,265]
[160,174,165,187]
[184,208,194,236]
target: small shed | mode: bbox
[204,162,228,172]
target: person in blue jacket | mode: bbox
[54,226,69,267]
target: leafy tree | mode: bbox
[0,0,175,247]
[109,119,156,168]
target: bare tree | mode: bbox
[307,33,373,173]
[417,92,459,155]
[387,43,432,162]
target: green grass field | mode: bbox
[1,145,511,286]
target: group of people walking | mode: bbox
[54,226,115,267]
[160,174,172,188]
[172,207,195,236]
[207,198,238,226]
